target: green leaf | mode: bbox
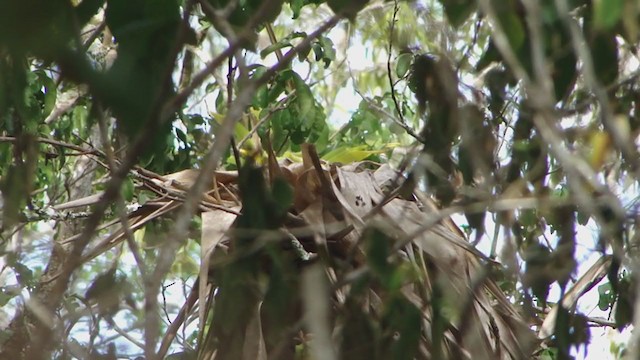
[251,66,269,108]
[267,78,286,104]
[520,209,537,227]
[211,263,261,358]
[341,299,378,358]
[289,0,305,18]
[621,1,640,43]
[172,247,199,275]
[365,227,392,277]
[0,288,15,307]
[327,0,369,20]
[501,13,526,52]
[547,23,577,101]
[253,85,269,109]
[105,0,180,139]
[270,108,292,152]
[233,122,250,141]
[384,297,422,359]
[2,163,29,228]
[312,42,323,62]
[75,0,105,25]
[297,42,313,61]
[615,293,633,329]
[260,42,292,59]
[319,36,336,68]
[597,282,614,311]
[593,0,624,30]
[291,73,315,120]
[175,128,187,144]
[476,41,501,71]
[538,348,558,360]
[395,52,412,78]
[271,177,293,217]
[0,1,76,58]
[577,210,590,226]
[35,71,56,117]
[12,261,34,286]
[322,146,383,163]
[215,89,226,113]
[121,177,135,202]
[138,191,151,205]
[590,31,619,86]
[262,249,298,351]
[438,0,476,28]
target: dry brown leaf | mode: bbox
[334,166,382,218]
[293,168,322,212]
[368,183,534,359]
[302,264,337,360]
[199,208,238,332]
[329,174,366,227]
[53,192,104,211]
[160,169,202,188]
[284,161,307,180]
[158,169,238,190]
[298,201,327,239]
[242,302,267,360]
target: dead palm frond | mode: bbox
[65,145,538,359]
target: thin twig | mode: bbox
[386,0,406,125]
[0,136,101,156]
[110,321,146,350]
[95,106,148,281]
[227,56,242,168]
[456,16,483,73]
[266,23,285,62]
[157,278,200,359]
[237,94,293,149]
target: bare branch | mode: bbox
[387,0,406,125]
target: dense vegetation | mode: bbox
[1,0,639,359]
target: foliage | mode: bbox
[0,0,639,359]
